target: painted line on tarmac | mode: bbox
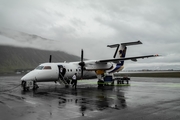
[25,100,38,105]
[158,83,180,88]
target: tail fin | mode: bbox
[107,41,142,65]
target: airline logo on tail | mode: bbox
[119,47,127,58]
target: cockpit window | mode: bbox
[43,66,52,70]
[35,66,44,70]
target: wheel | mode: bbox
[22,81,27,91]
[122,80,124,84]
[33,81,39,91]
[111,81,114,86]
[97,80,104,87]
[127,80,129,84]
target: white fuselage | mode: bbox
[21,61,103,82]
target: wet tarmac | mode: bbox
[0,76,180,120]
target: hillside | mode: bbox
[0,45,80,75]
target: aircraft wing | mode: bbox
[98,55,159,63]
[84,55,159,71]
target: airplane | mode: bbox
[21,41,159,91]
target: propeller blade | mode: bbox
[81,65,83,79]
[49,55,52,63]
[81,49,83,62]
[79,49,85,79]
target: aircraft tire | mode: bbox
[97,80,104,87]
[111,81,114,86]
[33,82,39,91]
[22,81,27,91]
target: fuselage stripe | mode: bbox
[109,63,122,73]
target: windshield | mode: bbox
[35,66,44,70]
[35,66,52,70]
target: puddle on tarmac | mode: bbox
[24,84,128,116]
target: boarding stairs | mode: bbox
[58,73,69,87]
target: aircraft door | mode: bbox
[58,65,66,78]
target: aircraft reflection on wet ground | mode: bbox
[25,82,128,116]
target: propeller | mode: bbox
[49,55,52,63]
[78,49,85,79]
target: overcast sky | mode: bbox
[0,0,180,70]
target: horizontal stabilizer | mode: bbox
[121,41,142,46]
[107,44,119,48]
[107,41,142,48]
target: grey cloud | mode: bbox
[70,18,86,28]
[0,0,179,70]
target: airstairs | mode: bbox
[58,73,69,87]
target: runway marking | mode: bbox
[25,100,38,105]
[160,83,180,88]
[130,82,180,88]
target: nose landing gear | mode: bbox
[21,81,29,91]
[21,81,39,91]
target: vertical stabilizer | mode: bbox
[107,41,142,65]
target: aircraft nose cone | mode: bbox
[21,70,37,81]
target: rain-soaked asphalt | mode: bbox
[0,75,180,120]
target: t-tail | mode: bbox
[107,41,142,72]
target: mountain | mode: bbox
[0,45,80,75]
[0,28,64,51]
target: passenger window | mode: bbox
[43,66,51,70]
[70,69,72,72]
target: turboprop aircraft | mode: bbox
[21,41,159,91]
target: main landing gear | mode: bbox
[97,74,114,88]
[97,74,130,88]
[21,81,29,91]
